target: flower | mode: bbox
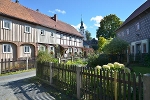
[123,67,131,73]
[102,65,110,69]
[114,62,121,68]
[95,65,102,70]
[107,63,114,68]
[119,64,125,69]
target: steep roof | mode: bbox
[0,0,83,37]
[117,0,150,31]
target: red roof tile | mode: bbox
[0,0,83,37]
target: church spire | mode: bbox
[80,15,84,29]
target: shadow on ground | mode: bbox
[1,77,77,100]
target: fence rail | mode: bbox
[0,58,36,74]
[36,62,146,100]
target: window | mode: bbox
[69,36,72,40]
[40,46,45,51]
[136,22,140,30]
[126,29,129,35]
[143,43,147,53]
[40,30,45,36]
[51,32,54,37]
[60,34,63,38]
[50,46,54,51]
[74,37,76,41]
[25,25,31,33]
[122,32,124,36]
[24,46,30,53]
[74,48,77,52]
[3,20,11,29]
[3,44,12,53]
[69,48,72,52]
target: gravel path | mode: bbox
[0,70,55,100]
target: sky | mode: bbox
[12,0,147,39]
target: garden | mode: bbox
[36,36,150,100]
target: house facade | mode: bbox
[116,0,150,56]
[0,0,83,60]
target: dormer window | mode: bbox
[25,25,31,33]
[40,29,45,36]
[136,22,140,30]
[3,20,11,29]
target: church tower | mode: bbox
[80,18,86,41]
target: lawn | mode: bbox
[132,66,150,74]
[129,64,150,74]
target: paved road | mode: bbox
[0,70,55,100]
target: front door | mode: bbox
[136,43,141,54]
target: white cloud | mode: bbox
[90,16,103,27]
[55,9,66,14]
[71,23,87,30]
[48,9,66,14]
[48,10,55,13]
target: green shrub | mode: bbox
[66,58,87,66]
[37,50,58,63]
[87,54,110,68]
[87,54,99,68]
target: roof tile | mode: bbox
[0,0,83,37]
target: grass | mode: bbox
[0,68,36,76]
[129,64,150,74]
[132,66,150,75]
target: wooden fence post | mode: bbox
[76,65,82,99]
[26,57,28,70]
[58,58,60,63]
[114,71,118,100]
[49,62,53,85]
[143,73,150,100]
[0,59,1,74]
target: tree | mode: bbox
[103,37,128,54]
[85,30,92,40]
[96,14,123,39]
[98,36,106,52]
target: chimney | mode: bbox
[36,9,39,12]
[51,14,57,22]
[15,0,19,3]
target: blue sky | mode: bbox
[12,0,146,39]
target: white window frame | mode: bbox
[69,48,72,52]
[40,29,45,36]
[60,34,63,38]
[69,36,72,40]
[3,20,11,29]
[25,25,31,33]
[40,46,45,51]
[3,44,12,53]
[51,32,54,37]
[136,22,140,30]
[50,46,54,51]
[24,45,31,53]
